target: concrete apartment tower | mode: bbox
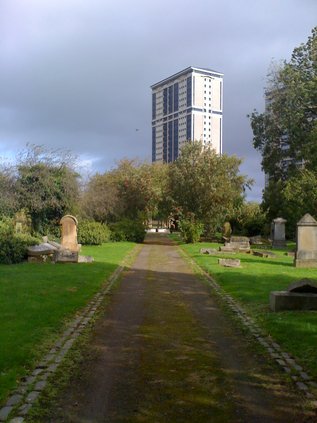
[151,66,223,163]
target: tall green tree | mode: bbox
[80,172,121,223]
[16,144,80,233]
[282,169,317,235]
[249,27,317,227]
[112,159,169,220]
[168,142,250,235]
[250,26,317,180]
[81,160,169,223]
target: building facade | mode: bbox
[151,66,223,163]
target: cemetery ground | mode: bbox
[178,237,317,382]
[0,241,137,407]
[1,233,317,421]
[21,234,315,422]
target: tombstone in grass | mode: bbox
[270,278,317,311]
[28,243,58,263]
[200,248,218,255]
[271,217,287,248]
[252,250,277,258]
[60,215,81,252]
[294,213,317,268]
[218,258,241,268]
[220,236,250,253]
[54,215,81,263]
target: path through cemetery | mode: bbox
[49,233,312,422]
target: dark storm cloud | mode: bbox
[0,0,316,199]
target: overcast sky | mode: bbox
[0,0,316,201]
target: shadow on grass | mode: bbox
[235,257,294,267]
[190,252,294,268]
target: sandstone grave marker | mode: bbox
[294,213,317,268]
[60,215,80,252]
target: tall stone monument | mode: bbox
[295,213,317,268]
[272,217,287,248]
[60,215,80,252]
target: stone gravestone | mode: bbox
[60,215,80,252]
[27,243,58,263]
[220,236,250,253]
[200,248,218,255]
[272,217,287,248]
[218,258,241,268]
[270,278,317,311]
[294,213,317,268]
[252,250,277,258]
[53,215,80,263]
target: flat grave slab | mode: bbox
[253,250,277,258]
[270,278,317,311]
[200,248,218,255]
[223,236,250,253]
[218,258,241,268]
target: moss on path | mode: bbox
[34,234,312,422]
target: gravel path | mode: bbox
[46,234,313,422]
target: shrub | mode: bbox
[230,202,267,236]
[110,219,146,243]
[179,218,204,243]
[77,220,110,245]
[0,222,40,264]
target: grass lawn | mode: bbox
[0,242,136,405]
[175,235,317,380]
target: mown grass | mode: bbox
[176,236,317,379]
[0,242,136,405]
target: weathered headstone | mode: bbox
[294,213,317,268]
[54,250,79,263]
[219,245,236,253]
[218,258,241,268]
[253,250,277,258]
[249,235,263,245]
[28,243,57,256]
[60,215,80,252]
[270,278,317,311]
[271,217,287,248]
[27,243,57,263]
[221,236,250,253]
[78,255,94,263]
[200,248,217,255]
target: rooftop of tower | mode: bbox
[151,66,223,89]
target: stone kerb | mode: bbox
[295,213,317,268]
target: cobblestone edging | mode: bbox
[181,251,317,411]
[0,265,125,423]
